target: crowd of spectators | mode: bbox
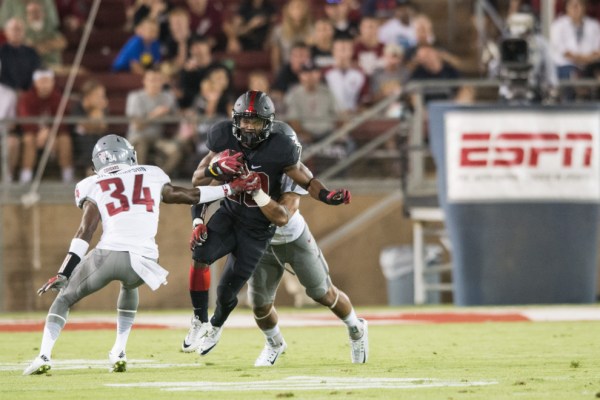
[0,0,598,183]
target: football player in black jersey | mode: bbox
[181,90,351,356]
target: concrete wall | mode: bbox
[1,195,410,311]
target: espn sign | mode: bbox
[460,132,592,168]
[445,111,600,202]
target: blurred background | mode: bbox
[1,0,599,312]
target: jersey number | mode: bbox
[228,171,269,207]
[98,174,154,216]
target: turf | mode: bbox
[1,309,600,400]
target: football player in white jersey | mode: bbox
[23,134,261,376]
[191,175,368,366]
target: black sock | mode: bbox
[190,290,209,323]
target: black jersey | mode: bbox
[207,120,302,231]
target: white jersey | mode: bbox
[270,175,308,245]
[74,165,170,259]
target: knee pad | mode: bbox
[306,285,328,301]
[189,264,211,291]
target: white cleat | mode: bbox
[350,318,369,364]
[23,355,52,376]
[108,351,127,372]
[254,338,287,367]
[196,324,222,356]
[181,316,207,353]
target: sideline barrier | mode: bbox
[429,102,600,305]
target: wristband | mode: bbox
[68,238,89,259]
[197,184,231,204]
[252,189,271,207]
[318,189,330,203]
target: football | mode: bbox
[211,149,246,181]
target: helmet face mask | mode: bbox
[232,90,275,149]
[92,134,137,174]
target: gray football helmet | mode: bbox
[92,134,137,173]
[232,90,275,149]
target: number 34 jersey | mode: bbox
[74,165,170,259]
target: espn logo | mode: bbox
[460,133,593,167]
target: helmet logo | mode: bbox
[97,150,118,164]
[246,91,258,113]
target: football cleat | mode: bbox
[108,350,127,372]
[181,316,207,353]
[196,324,222,356]
[254,338,287,367]
[350,318,369,364]
[23,354,52,376]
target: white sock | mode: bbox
[40,321,63,357]
[61,167,74,183]
[111,311,135,355]
[262,325,284,346]
[342,309,363,339]
[19,169,33,183]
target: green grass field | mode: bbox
[1,308,599,400]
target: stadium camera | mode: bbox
[497,37,535,103]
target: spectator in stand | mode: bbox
[323,34,369,115]
[70,79,108,177]
[323,0,360,38]
[0,61,20,182]
[371,43,409,118]
[130,0,170,33]
[378,0,416,50]
[0,18,41,92]
[410,45,460,103]
[271,41,312,109]
[17,69,73,184]
[112,18,162,74]
[270,0,313,74]
[186,0,226,51]
[224,0,277,53]
[361,0,398,19]
[24,0,67,70]
[371,43,409,102]
[177,37,224,109]
[284,61,339,148]
[125,67,181,175]
[160,7,191,72]
[310,18,335,69]
[0,0,59,31]
[354,16,385,76]
[56,0,91,32]
[550,0,600,80]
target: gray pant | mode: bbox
[248,225,332,308]
[48,249,145,326]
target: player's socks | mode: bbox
[111,309,135,355]
[40,315,65,357]
[189,265,210,322]
[261,325,284,346]
[342,309,363,340]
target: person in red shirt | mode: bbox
[17,69,73,183]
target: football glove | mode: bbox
[229,172,262,194]
[37,274,68,296]
[319,189,351,205]
[190,222,208,251]
[208,151,244,179]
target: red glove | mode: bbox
[189,222,208,251]
[319,189,351,205]
[37,274,68,295]
[229,172,262,194]
[208,151,244,179]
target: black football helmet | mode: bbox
[232,90,275,149]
